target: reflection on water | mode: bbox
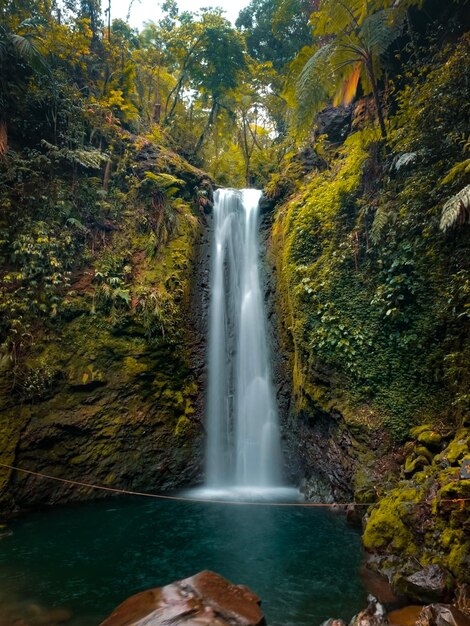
[0,496,366,626]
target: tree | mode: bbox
[293,0,410,139]
[162,10,247,155]
[0,16,47,152]
[236,0,313,71]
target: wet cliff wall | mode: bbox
[267,36,470,592]
[0,139,212,513]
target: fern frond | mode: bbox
[440,185,470,231]
[393,152,417,171]
[144,171,185,189]
[70,149,108,168]
[315,0,367,36]
[294,44,334,137]
[371,203,391,243]
[360,9,404,56]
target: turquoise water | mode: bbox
[0,496,366,626]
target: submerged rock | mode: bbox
[99,570,266,626]
[388,606,424,626]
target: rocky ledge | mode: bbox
[99,570,266,626]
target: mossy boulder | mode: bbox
[363,486,422,555]
[404,455,430,476]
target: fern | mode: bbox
[41,141,108,169]
[294,44,334,136]
[440,185,470,231]
[393,152,417,171]
[144,171,185,189]
[371,203,391,243]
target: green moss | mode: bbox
[437,430,469,465]
[174,415,192,437]
[448,541,470,582]
[363,486,422,555]
[122,357,148,376]
[417,430,443,450]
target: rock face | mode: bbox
[0,144,211,514]
[99,571,267,626]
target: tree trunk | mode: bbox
[0,121,8,156]
[366,59,387,140]
[194,99,218,155]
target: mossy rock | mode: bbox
[363,486,422,555]
[67,364,107,389]
[417,430,443,451]
[404,455,430,476]
[415,446,434,463]
[436,430,469,466]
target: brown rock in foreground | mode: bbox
[99,570,267,626]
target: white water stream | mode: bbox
[205,188,284,494]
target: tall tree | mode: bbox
[292,0,414,139]
[236,0,313,71]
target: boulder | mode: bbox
[417,431,443,451]
[395,566,454,604]
[99,570,267,626]
[316,105,352,143]
[350,596,389,626]
[416,604,470,626]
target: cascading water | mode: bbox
[205,188,283,492]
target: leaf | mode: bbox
[440,185,470,231]
[334,62,361,106]
[393,152,417,171]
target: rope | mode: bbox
[0,462,371,508]
[0,463,467,508]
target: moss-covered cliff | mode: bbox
[0,136,212,513]
[269,35,470,592]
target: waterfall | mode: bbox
[205,188,283,491]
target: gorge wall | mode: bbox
[266,36,470,595]
[0,140,212,513]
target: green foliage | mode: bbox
[440,185,470,231]
[273,34,470,439]
[236,0,313,71]
[291,0,407,138]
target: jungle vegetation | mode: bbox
[0,0,469,438]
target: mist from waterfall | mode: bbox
[205,188,283,492]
